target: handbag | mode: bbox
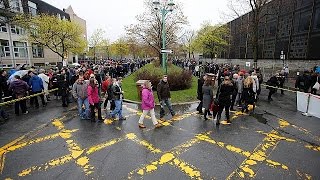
[313,77,320,90]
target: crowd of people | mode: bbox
[196,63,320,126]
[0,58,319,128]
[0,59,150,122]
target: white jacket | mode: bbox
[251,75,259,93]
[38,73,49,93]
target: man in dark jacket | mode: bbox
[28,71,46,108]
[267,74,279,101]
[196,74,207,114]
[9,75,29,115]
[157,75,176,121]
[109,78,125,120]
[57,69,70,107]
[295,71,311,93]
[0,70,9,101]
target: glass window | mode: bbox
[9,0,21,12]
[28,1,37,16]
[0,23,7,32]
[0,39,10,57]
[11,25,25,35]
[32,44,44,58]
[299,11,311,32]
[13,41,28,58]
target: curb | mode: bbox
[123,99,200,106]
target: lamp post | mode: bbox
[153,0,175,75]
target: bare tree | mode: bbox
[224,0,273,67]
[126,0,188,63]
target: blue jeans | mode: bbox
[160,99,175,118]
[110,100,123,119]
[77,98,90,119]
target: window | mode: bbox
[9,0,21,12]
[0,23,7,32]
[0,39,10,57]
[57,13,61,20]
[299,11,311,32]
[11,25,25,35]
[28,1,37,16]
[13,41,28,58]
[314,7,320,30]
[32,44,44,58]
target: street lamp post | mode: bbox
[153,0,175,75]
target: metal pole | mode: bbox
[162,9,167,74]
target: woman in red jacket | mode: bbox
[88,78,103,122]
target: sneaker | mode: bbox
[23,111,29,115]
[139,124,146,128]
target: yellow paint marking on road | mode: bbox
[256,131,296,143]
[123,105,151,119]
[52,119,94,176]
[195,133,251,157]
[0,134,27,173]
[279,119,290,128]
[296,170,312,180]
[86,137,124,155]
[170,158,203,180]
[126,133,162,153]
[18,154,73,177]
[227,127,288,179]
[305,144,320,152]
[6,130,78,153]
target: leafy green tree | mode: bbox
[15,14,87,62]
[193,24,229,59]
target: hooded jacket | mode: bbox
[87,85,100,105]
[141,87,155,110]
[29,75,44,92]
[9,79,29,96]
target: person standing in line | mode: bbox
[241,76,256,113]
[138,81,162,128]
[73,76,90,120]
[87,78,103,122]
[157,75,176,121]
[107,78,116,112]
[9,75,29,115]
[109,78,126,121]
[202,79,213,121]
[230,73,239,111]
[236,72,244,108]
[57,69,70,107]
[28,71,46,108]
[102,75,111,110]
[267,74,279,101]
[216,76,234,125]
[196,74,207,114]
[38,69,50,102]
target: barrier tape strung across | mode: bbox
[261,84,298,93]
[0,88,58,107]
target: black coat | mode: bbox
[242,84,255,105]
[197,78,205,100]
[157,80,171,101]
[218,82,234,106]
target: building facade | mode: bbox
[223,0,320,61]
[0,0,84,68]
[63,5,87,64]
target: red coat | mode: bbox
[102,80,110,93]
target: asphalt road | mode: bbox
[0,87,319,180]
